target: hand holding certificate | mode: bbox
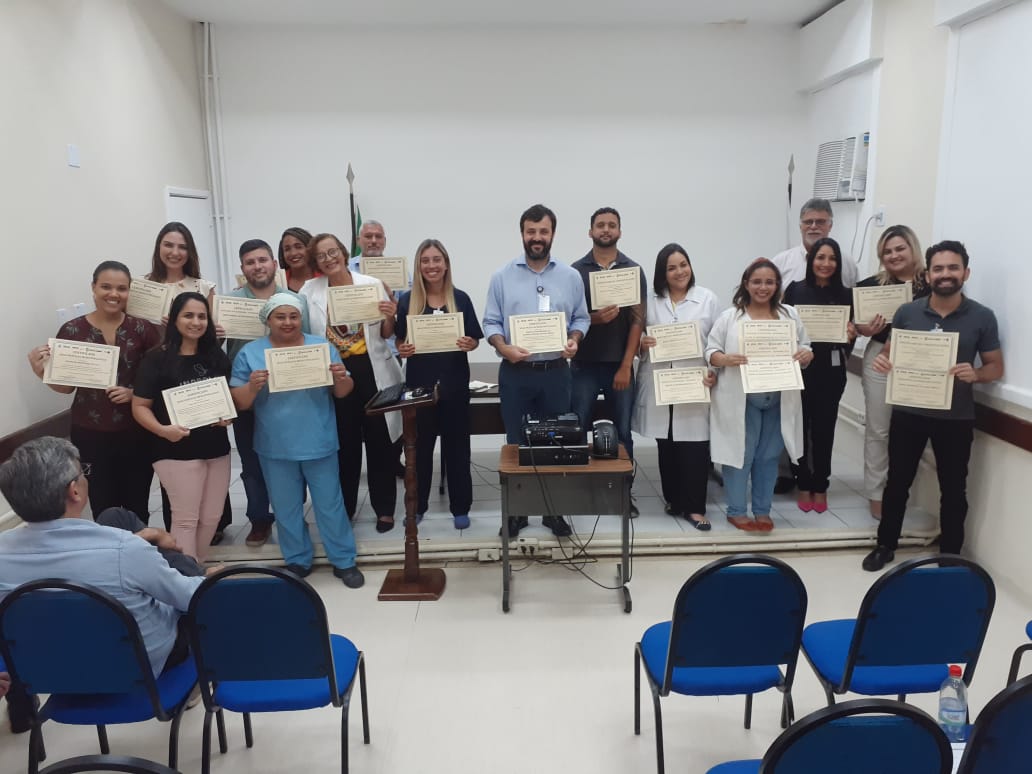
[212,296,268,340]
[648,322,703,363]
[328,285,383,326]
[794,305,850,344]
[738,320,804,392]
[264,343,334,393]
[654,367,711,405]
[886,329,959,409]
[742,359,804,393]
[589,266,641,310]
[126,278,173,323]
[360,257,408,289]
[509,312,568,354]
[42,339,119,390]
[853,283,912,325]
[162,377,237,430]
[407,312,464,354]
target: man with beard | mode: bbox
[862,241,1003,571]
[483,203,590,537]
[772,198,860,287]
[227,239,310,547]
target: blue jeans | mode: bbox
[233,410,273,525]
[723,392,784,517]
[570,361,635,459]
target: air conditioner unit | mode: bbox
[813,132,869,201]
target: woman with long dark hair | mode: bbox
[146,221,215,305]
[278,226,317,293]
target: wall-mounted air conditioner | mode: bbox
[813,132,869,201]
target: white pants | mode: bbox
[861,341,891,500]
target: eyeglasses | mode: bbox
[801,218,830,228]
[68,463,91,486]
[314,248,343,263]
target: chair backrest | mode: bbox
[664,554,808,689]
[956,673,1032,774]
[844,556,995,685]
[0,579,160,699]
[760,699,952,774]
[187,566,338,692]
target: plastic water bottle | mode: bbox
[938,664,968,742]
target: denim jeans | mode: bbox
[570,361,635,459]
[233,410,273,525]
[723,392,784,517]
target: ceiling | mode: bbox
[157,0,843,27]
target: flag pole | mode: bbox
[786,154,795,249]
[347,163,357,256]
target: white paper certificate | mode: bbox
[126,278,173,323]
[654,367,710,405]
[794,305,850,344]
[327,285,382,326]
[212,296,267,340]
[739,320,796,359]
[886,329,959,410]
[42,338,119,390]
[853,283,912,324]
[509,312,568,354]
[742,360,805,393]
[649,322,703,363]
[589,266,641,310]
[360,257,408,289]
[408,312,463,354]
[162,377,237,430]
[264,343,334,393]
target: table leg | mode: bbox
[501,486,512,613]
[620,476,632,613]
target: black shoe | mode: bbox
[862,546,895,572]
[209,530,225,546]
[773,476,795,495]
[499,516,528,538]
[542,515,572,537]
[375,517,395,533]
[333,565,365,588]
[6,688,38,734]
[284,563,312,578]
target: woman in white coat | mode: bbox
[301,232,404,532]
[633,244,719,530]
[706,258,813,532]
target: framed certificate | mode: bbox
[886,329,959,410]
[742,360,804,393]
[794,305,850,344]
[360,256,408,289]
[212,296,267,340]
[653,367,710,405]
[589,266,641,310]
[649,321,703,363]
[42,338,119,390]
[162,377,237,430]
[126,278,173,323]
[853,283,912,324]
[739,320,796,359]
[327,285,382,326]
[264,343,334,393]
[509,312,568,354]
[407,312,463,354]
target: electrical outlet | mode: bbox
[72,302,86,316]
[55,308,69,327]
[477,548,500,562]
[875,206,887,227]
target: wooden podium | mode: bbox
[365,385,446,601]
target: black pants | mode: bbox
[791,365,846,493]
[656,422,710,516]
[97,507,205,577]
[877,410,975,553]
[70,425,153,523]
[415,393,473,516]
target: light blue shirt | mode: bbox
[482,255,591,361]
[225,284,310,363]
[230,334,343,461]
[0,519,203,675]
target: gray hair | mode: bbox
[800,198,833,220]
[0,437,80,523]
[359,220,385,235]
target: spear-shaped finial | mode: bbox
[346,162,355,192]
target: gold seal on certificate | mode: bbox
[161,377,237,430]
[853,283,912,324]
[794,305,850,344]
[509,312,568,354]
[212,296,267,340]
[42,338,119,390]
[407,312,463,354]
[648,322,703,363]
[327,285,382,326]
[264,343,334,393]
[589,266,641,310]
[742,360,805,393]
[654,367,710,405]
[360,257,408,289]
[886,329,959,410]
[739,320,796,358]
[126,278,173,323]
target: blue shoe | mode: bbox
[416,512,425,525]
[453,514,470,529]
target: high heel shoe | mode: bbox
[813,493,828,513]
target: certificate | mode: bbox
[509,312,568,354]
[161,377,237,430]
[407,312,463,354]
[649,322,703,363]
[886,329,959,410]
[327,285,382,326]
[264,343,334,393]
[360,256,408,289]
[853,283,912,324]
[589,266,641,310]
[742,360,804,393]
[653,367,710,405]
[212,296,267,340]
[795,305,850,344]
[739,320,796,359]
[126,278,173,323]
[42,338,119,390]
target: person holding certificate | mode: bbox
[854,224,930,518]
[26,260,161,522]
[146,222,217,312]
[278,226,318,293]
[132,293,232,562]
[783,238,857,514]
[706,259,813,532]
[862,241,1003,572]
[300,232,404,533]
[395,239,484,529]
[633,244,719,530]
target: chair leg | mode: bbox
[783,691,795,727]
[95,724,110,754]
[1008,643,1032,685]
[341,703,350,774]
[823,684,836,706]
[168,706,185,770]
[202,709,214,774]
[243,712,254,748]
[28,722,43,774]
[649,687,665,774]
[358,654,370,744]
[216,708,228,753]
[634,646,641,735]
[743,694,753,730]
[897,693,906,702]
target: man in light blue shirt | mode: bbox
[482,203,590,537]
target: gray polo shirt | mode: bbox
[890,295,1000,420]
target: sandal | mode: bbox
[686,513,712,532]
[727,515,756,531]
[754,514,775,532]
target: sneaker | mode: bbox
[245,523,272,547]
[333,565,365,588]
[542,515,572,537]
[453,514,470,529]
[499,516,528,538]
[862,546,895,572]
[284,563,312,578]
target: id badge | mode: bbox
[830,350,841,367]
[537,293,551,312]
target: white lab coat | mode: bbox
[705,305,811,468]
[300,272,404,442]
[632,286,720,440]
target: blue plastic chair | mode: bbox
[0,579,196,774]
[802,555,994,705]
[634,554,808,774]
[956,673,1032,773]
[1006,620,1032,684]
[187,566,370,774]
[705,698,952,774]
